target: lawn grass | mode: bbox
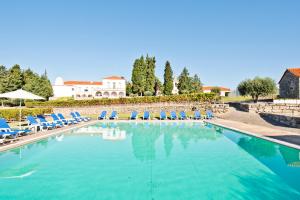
[220,96,252,103]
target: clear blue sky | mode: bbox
[1,0,300,89]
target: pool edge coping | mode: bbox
[206,120,300,150]
[1,119,300,152]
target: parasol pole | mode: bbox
[19,98,22,130]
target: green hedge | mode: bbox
[25,93,215,107]
[0,108,53,121]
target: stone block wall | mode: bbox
[53,102,229,117]
[260,113,300,128]
[279,70,300,99]
[232,103,300,116]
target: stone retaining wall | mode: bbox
[260,113,300,128]
[53,102,229,116]
[231,102,300,116]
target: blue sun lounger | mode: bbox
[179,111,187,120]
[130,111,138,120]
[0,118,30,136]
[57,113,77,125]
[206,110,214,119]
[109,111,118,120]
[160,111,167,120]
[71,112,82,122]
[98,111,107,120]
[37,115,61,129]
[27,115,45,131]
[194,111,202,120]
[75,112,91,121]
[51,114,65,127]
[170,111,177,120]
[143,111,150,120]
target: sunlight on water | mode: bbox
[0,122,300,200]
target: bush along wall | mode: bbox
[25,93,216,108]
[0,107,53,121]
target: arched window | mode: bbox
[111,92,117,97]
[103,92,109,97]
[119,92,125,97]
[96,91,102,97]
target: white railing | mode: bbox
[273,99,300,104]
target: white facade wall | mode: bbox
[52,77,126,99]
[203,89,229,97]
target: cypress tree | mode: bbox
[163,61,174,95]
[177,67,192,94]
[190,74,202,93]
[131,56,146,96]
[144,55,156,95]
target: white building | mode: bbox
[52,76,126,100]
[202,86,230,97]
[172,76,179,94]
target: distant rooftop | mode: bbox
[279,68,300,83]
[64,81,103,86]
[104,76,125,80]
[287,68,300,77]
[202,86,231,91]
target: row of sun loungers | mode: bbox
[98,110,214,120]
[0,111,90,145]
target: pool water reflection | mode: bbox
[0,122,300,200]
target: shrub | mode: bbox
[25,93,215,107]
[144,91,153,96]
[0,107,53,121]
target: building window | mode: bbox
[72,88,74,91]
[113,82,116,89]
[84,89,88,92]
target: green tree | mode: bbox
[36,70,53,100]
[131,56,146,96]
[163,61,173,95]
[238,77,277,103]
[23,68,40,94]
[211,87,221,95]
[190,74,202,93]
[126,82,133,96]
[154,77,163,96]
[177,67,192,94]
[6,64,24,92]
[144,55,156,95]
[0,65,8,93]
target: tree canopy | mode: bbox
[190,74,202,93]
[238,77,277,102]
[163,61,173,95]
[0,65,53,100]
[178,67,192,94]
[130,56,203,96]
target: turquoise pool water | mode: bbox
[0,122,300,199]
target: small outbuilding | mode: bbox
[279,68,300,99]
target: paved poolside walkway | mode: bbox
[212,107,300,148]
[0,120,97,152]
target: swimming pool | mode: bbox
[0,122,300,199]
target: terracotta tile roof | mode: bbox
[288,68,300,77]
[104,76,125,80]
[64,81,103,85]
[202,86,231,91]
[279,68,300,83]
